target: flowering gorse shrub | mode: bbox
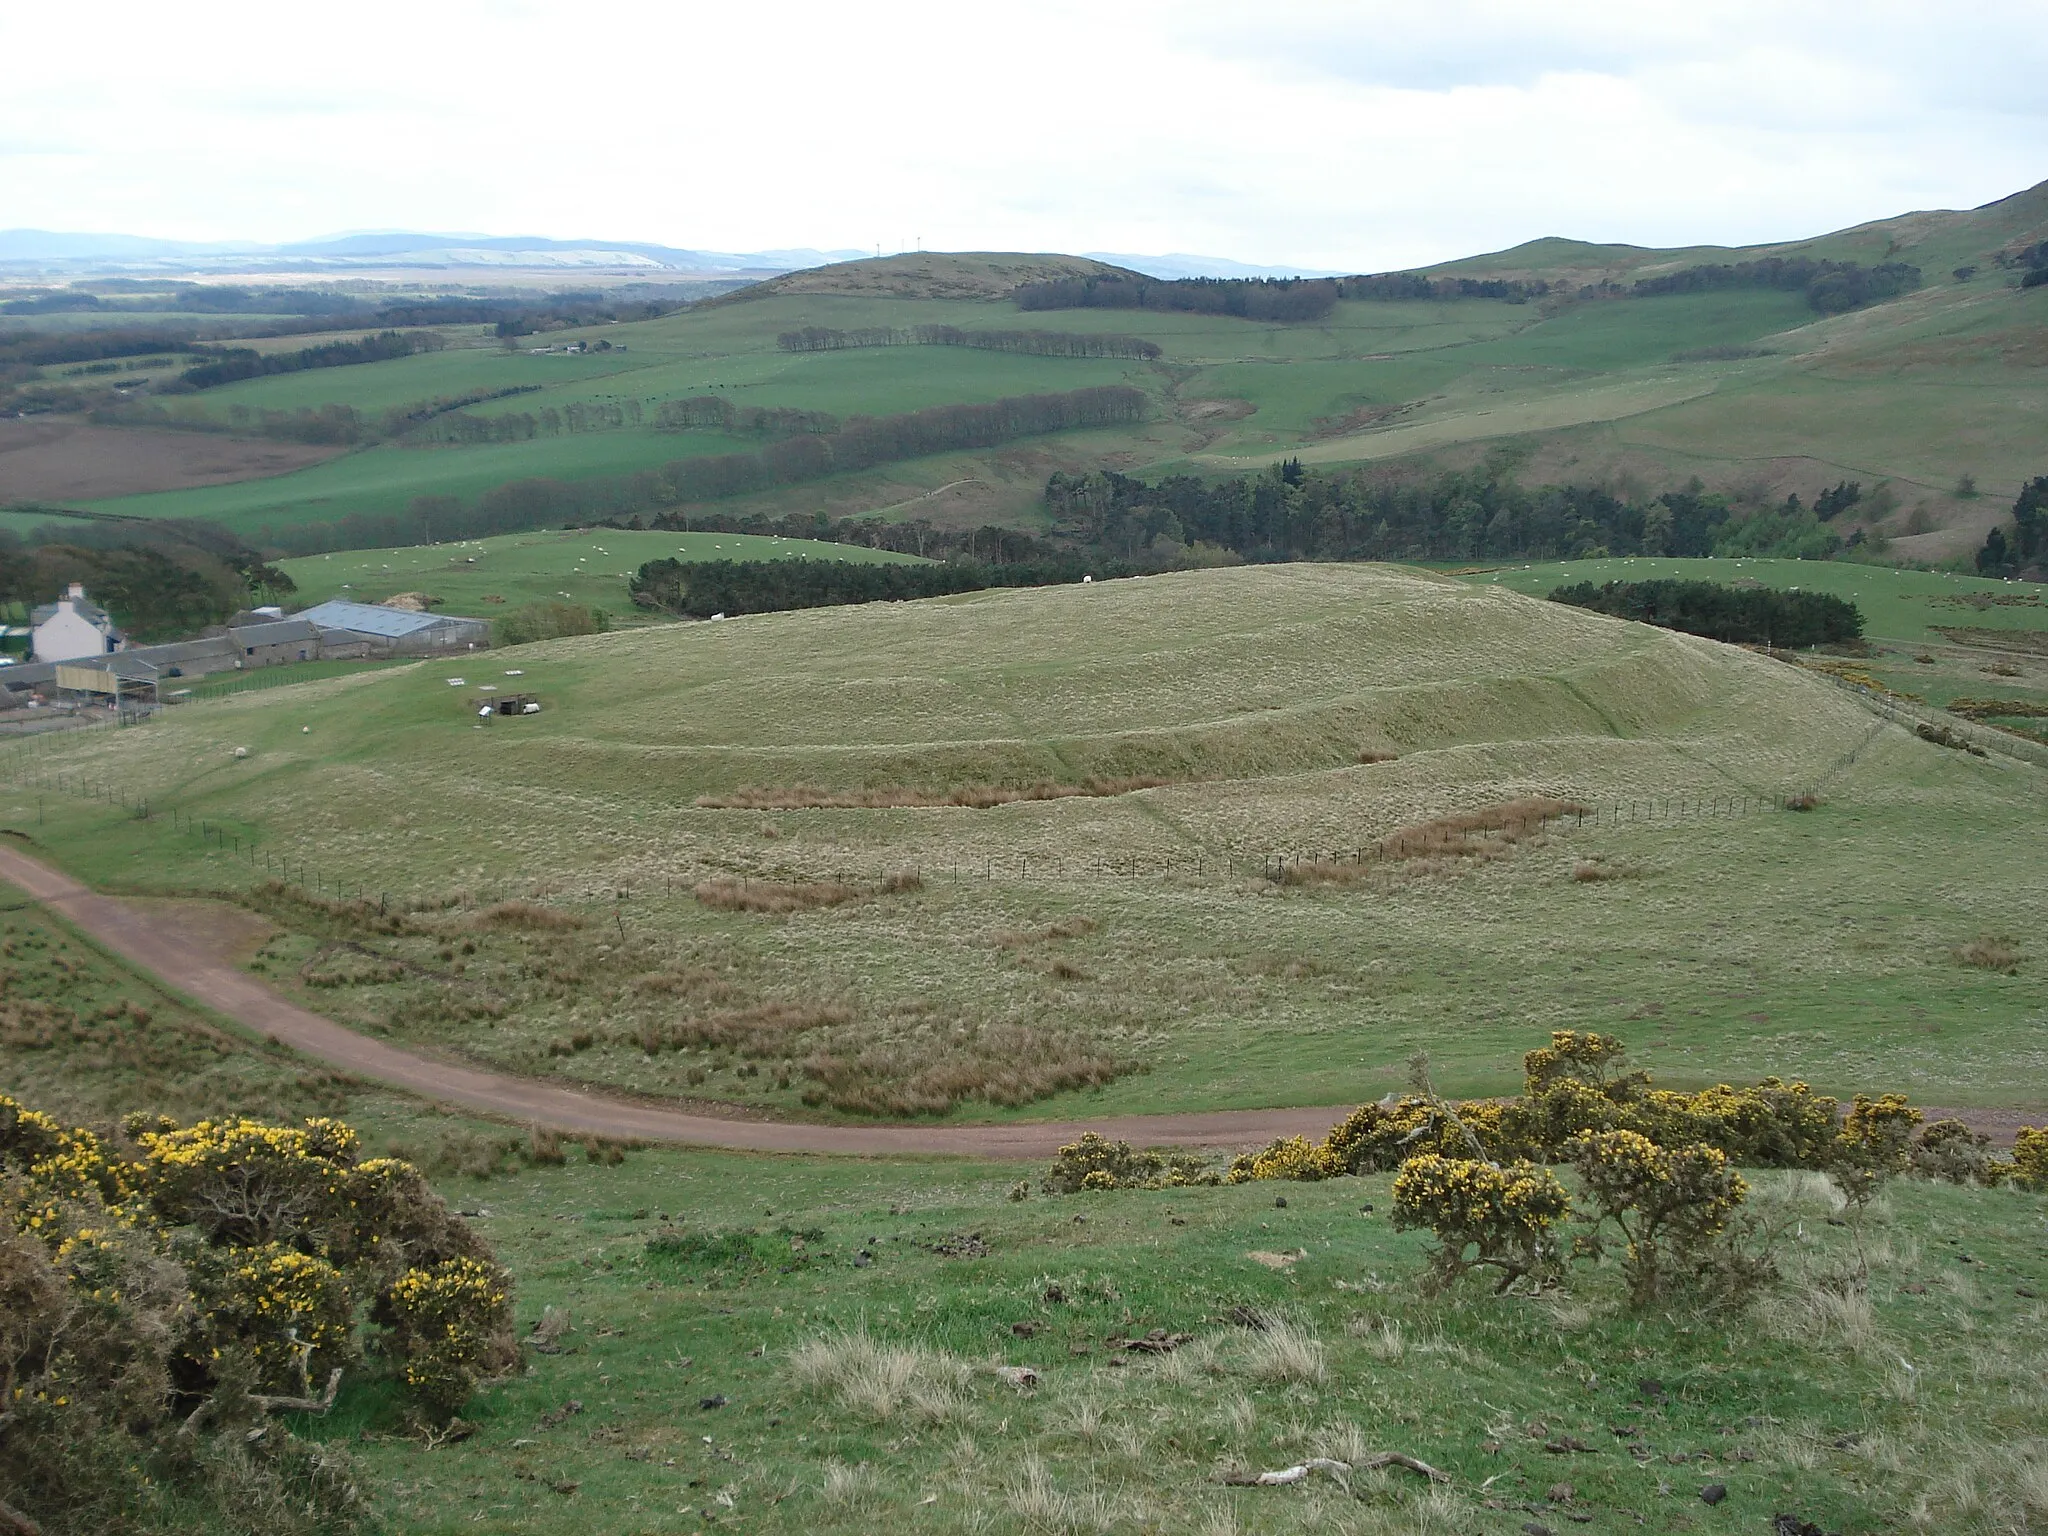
[195,1242,357,1390]
[1830,1094,1921,1208]
[2011,1126,2048,1193]
[377,1256,517,1419]
[1392,1154,1572,1293]
[1040,1132,1218,1193]
[137,1116,352,1247]
[1910,1119,2003,1185]
[1567,1129,1751,1307]
[1227,1135,1342,1183]
[0,1092,515,1434]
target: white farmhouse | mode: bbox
[31,584,124,663]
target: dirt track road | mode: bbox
[4,843,2035,1157]
[0,842,1344,1159]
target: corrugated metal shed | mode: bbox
[228,619,324,647]
[295,600,449,638]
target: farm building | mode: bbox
[293,600,490,654]
[31,584,124,663]
[226,617,327,667]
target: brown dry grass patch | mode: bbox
[693,877,863,914]
[476,899,585,931]
[1272,797,1586,887]
[993,916,1099,948]
[695,777,1178,811]
[1572,858,1632,883]
[637,1001,853,1058]
[1954,934,2023,973]
[800,1026,1125,1116]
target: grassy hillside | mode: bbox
[314,1144,2048,1536]
[6,710,2043,1536]
[8,564,2043,1122]
[278,528,927,613]
[31,183,2040,557]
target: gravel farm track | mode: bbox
[0,841,2033,1157]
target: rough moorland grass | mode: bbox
[695,775,1177,810]
[295,1141,2048,1536]
[6,565,2046,1117]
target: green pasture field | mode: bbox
[6,565,2044,1124]
[78,428,761,535]
[6,804,2044,1536]
[278,528,927,612]
[65,262,2048,558]
[1448,557,2048,646]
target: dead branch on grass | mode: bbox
[1224,1452,1449,1487]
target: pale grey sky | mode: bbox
[3,0,2041,269]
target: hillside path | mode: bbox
[4,843,2035,1156]
[0,842,1339,1158]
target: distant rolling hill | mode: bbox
[13,181,2048,567]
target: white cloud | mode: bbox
[0,0,2040,269]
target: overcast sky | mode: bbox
[3,0,2043,270]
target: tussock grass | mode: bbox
[787,1329,972,1422]
[1379,796,1587,861]
[800,1025,1124,1115]
[818,1460,882,1509]
[1235,1316,1328,1385]
[1571,857,1632,882]
[1275,797,1587,886]
[475,899,585,931]
[639,1001,851,1058]
[994,916,1098,948]
[694,877,863,914]
[1953,934,2022,972]
[696,776,1179,811]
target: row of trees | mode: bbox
[1622,256,1922,315]
[650,397,837,436]
[175,330,446,390]
[1015,275,1343,321]
[1012,260,1917,328]
[89,385,546,448]
[1337,273,1551,303]
[1976,475,2047,576]
[776,325,1161,359]
[1547,578,1864,646]
[1041,460,1888,565]
[255,385,1147,555]
[628,555,1119,618]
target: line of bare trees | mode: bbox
[776,325,1160,359]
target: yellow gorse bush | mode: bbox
[1391,1154,1571,1292]
[1,1093,517,1424]
[1226,1135,1343,1183]
[2011,1126,2048,1192]
[1566,1129,1750,1306]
